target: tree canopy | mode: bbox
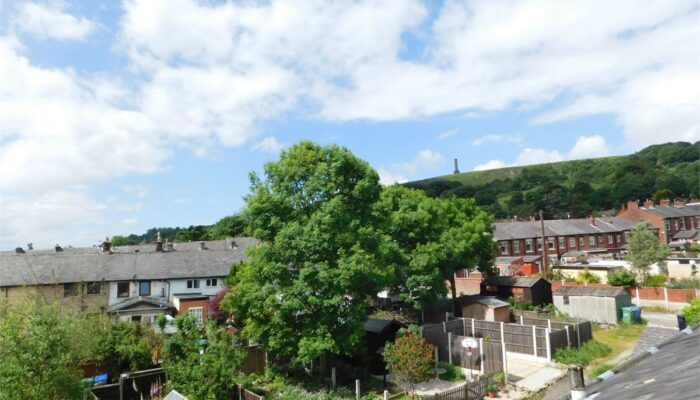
[628,222,670,281]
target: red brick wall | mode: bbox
[179,299,210,322]
[617,203,669,242]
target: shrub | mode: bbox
[669,278,700,289]
[492,371,506,387]
[643,275,667,287]
[438,362,464,382]
[682,299,700,326]
[606,269,637,287]
[576,268,601,284]
[383,332,434,394]
[553,340,611,366]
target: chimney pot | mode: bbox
[101,237,112,254]
[199,242,206,250]
[644,199,654,208]
[155,231,163,252]
[660,198,671,206]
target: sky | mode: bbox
[0,0,699,250]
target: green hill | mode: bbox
[405,141,700,219]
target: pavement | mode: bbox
[632,325,677,356]
[504,357,567,396]
[643,311,679,329]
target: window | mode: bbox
[499,241,509,254]
[513,241,520,254]
[63,283,79,297]
[189,307,204,326]
[589,235,596,246]
[569,237,576,248]
[131,315,142,323]
[673,219,678,230]
[624,231,630,242]
[664,220,671,231]
[139,281,151,296]
[598,234,604,243]
[548,238,556,250]
[117,282,130,298]
[526,239,533,252]
[206,278,218,287]
[616,234,621,243]
[679,218,685,230]
[86,281,100,294]
[563,295,570,305]
[537,238,543,250]
[578,237,584,247]
[558,237,565,248]
[694,217,699,228]
[187,280,200,289]
[607,234,614,244]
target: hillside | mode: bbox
[405,141,700,219]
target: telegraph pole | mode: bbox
[540,209,548,279]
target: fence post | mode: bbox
[576,324,581,347]
[501,340,508,386]
[434,346,439,370]
[448,332,453,364]
[565,325,571,347]
[479,338,484,375]
[443,321,447,333]
[545,328,551,361]
[520,315,524,325]
[636,286,640,305]
[383,390,389,400]
[446,311,450,322]
[332,367,336,387]
[463,318,467,337]
[500,322,505,342]
[532,325,538,358]
[472,318,476,337]
[547,319,552,331]
[664,287,669,309]
[355,379,361,400]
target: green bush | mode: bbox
[669,278,700,289]
[553,340,611,366]
[682,299,700,326]
[437,362,463,382]
[606,269,637,287]
[643,275,667,287]
[576,268,601,284]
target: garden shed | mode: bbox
[480,276,552,305]
[553,286,632,324]
[457,295,510,322]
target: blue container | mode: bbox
[631,306,641,322]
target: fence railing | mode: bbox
[419,378,487,400]
[236,385,265,400]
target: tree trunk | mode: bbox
[449,275,457,315]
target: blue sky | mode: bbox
[0,0,698,250]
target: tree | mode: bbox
[174,225,210,243]
[606,269,636,287]
[162,316,245,400]
[682,299,700,326]
[628,222,670,282]
[383,330,434,397]
[0,302,84,400]
[208,214,247,239]
[97,321,157,378]
[111,235,137,246]
[223,141,393,365]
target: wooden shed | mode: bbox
[457,295,510,322]
[480,276,552,306]
[363,318,406,374]
[553,286,632,324]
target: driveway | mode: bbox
[644,311,679,329]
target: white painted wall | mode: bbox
[168,277,225,302]
[108,280,169,305]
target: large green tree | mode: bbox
[628,222,670,281]
[223,141,394,364]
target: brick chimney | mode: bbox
[659,198,671,206]
[589,216,595,226]
[643,199,654,208]
[155,231,163,252]
[199,242,207,250]
[627,200,639,210]
[101,237,112,254]
[674,199,685,207]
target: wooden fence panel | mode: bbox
[577,321,593,344]
[482,341,503,375]
[419,379,486,400]
[549,329,569,355]
[502,324,534,355]
[423,324,449,362]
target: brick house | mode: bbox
[616,199,700,243]
[494,217,638,265]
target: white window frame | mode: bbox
[568,237,576,248]
[525,239,533,253]
[679,218,685,230]
[513,241,520,254]
[187,279,200,289]
[500,241,509,254]
[607,234,614,244]
[558,237,565,248]
[205,278,218,287]
[589,235,596,246]
[188,307,203,326]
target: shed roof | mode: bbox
[482,276,545,288]
[495,256,523,264]
[584,327,700,400]
[561,250,585,258]
[459,295,509,309]
[363,318,403,334]
[0,237,258,287]
[554,286,628,297]
[522,255,542,263]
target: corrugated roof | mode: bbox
[494,217,638,241]
[554,286,628,297]
[457,295,509,308]
[0,238,258,287]
[482,276,545,288]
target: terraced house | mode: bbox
[617,199,700,244]
[494,217,639,266]
[0,237,257,324]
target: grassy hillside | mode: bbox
[405,141,700,219]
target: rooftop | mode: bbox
[494,217,638,241]
[640,203,700,219]
[482,276,546,288]
[554,286,628,297]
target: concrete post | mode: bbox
[448,332,453,364]
[355,380,361,400]
[545,328,551,361]
[500,321,505,342]
[664,287,669,310]
[501,340,508,385]
[434,346,439,369]
[532,325,538,357]
[446,311,450,322]
[383,390,389,400]
[565,325,571,347]
[520,315,524,325]
[331,367,336,387]
[569,366,585,400]
[472,318,476,337]
[463,318,467,336]
[479,338,484,375]
[442,321,446,333]
[548,319,552,331]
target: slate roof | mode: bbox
[494,218,638,241]
[0,237,258,287]
[558,263,624,270]
[640,204,700,219]
[481,276,544,288]
[495,256,523,264]
[585,326,700,400]
[554,286,628,297]
[673,229,699,240]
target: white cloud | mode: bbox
[471,134,523,146]
[252,137,285,153]
[569,135,610,159]
[378,168,408,186]
[474,160,507,171]
[15,2,96,41]
[116,202,143,212]
[122,218,138,226]
[514,148,565,166]
[120,185,149,199]
[437,129,457,139]
[379,149,445,184]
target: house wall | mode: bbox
[497,231,631,259]
[168,277,224,301]
[108,280,169,305]
[553,295,622,324]
[1,283,108,314]
[558,268,616,284]
[178,298,210,322]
